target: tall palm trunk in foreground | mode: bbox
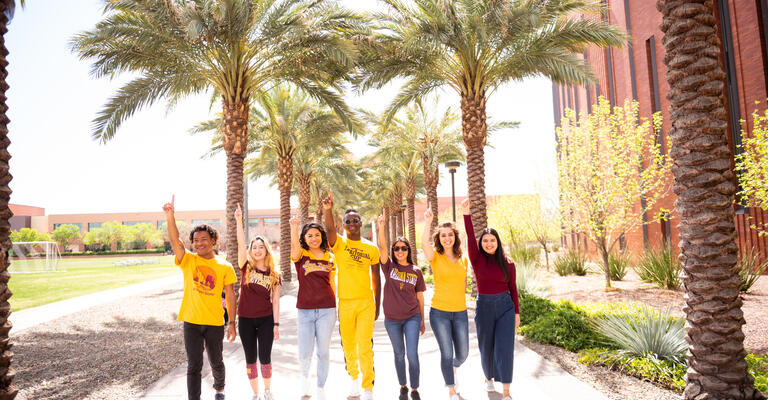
[658,1,764,398]
[462,94,488,237]
[0,1,16,398]
[222,101,249,267]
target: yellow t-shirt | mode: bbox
[430,252,468,312]
[332,233,380,300]
[176,252,237,326]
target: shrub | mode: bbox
[518,301,605,351]
[518,292,556,326]
[508,245,540,266]
[747,353,768,395]
[636,244,681,290]
[739,247,768,293]
[592,305,687,363]
[516,261,550,298]
[579,348,686,390]
[554,247,588,276]
[607,251,630,281]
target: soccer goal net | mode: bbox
[10,241,62,273]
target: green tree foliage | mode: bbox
[83,221,126,250]
[10,228,49,243]
[735,103,768,235]
[557,98,672,287]
[51,224,82,251]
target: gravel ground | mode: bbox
[520,337,683,400]
[12,287,186,400]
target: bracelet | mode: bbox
[274,322,280,326]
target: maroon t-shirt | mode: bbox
[293,249,336,310]
[464,214,520,313]
[382,260,426,321]
[237,264,281,318]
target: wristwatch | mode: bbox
[274,322,280,326]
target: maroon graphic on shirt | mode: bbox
[192,265,217,294]
[238,264,280,318]
[382,260,426,321]
[294,254,336,309]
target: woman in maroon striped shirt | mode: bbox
[461,199,519,400]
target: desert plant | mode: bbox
[738,247,768,293]
[518,301,604,352]
[518,292,556,327]
[608,251,630,281]
[636,244,681,290]
[592,305,687,363]
[516,261,550,298]
[508,244,540,266]
[554,247,588,276]
[579,349,686,390]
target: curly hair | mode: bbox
[432,221,462,258]
[299,222,330,252]
[390,237,414,265]
[244,236,281,292]
[190,224,218,244]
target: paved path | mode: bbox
[140,283,607,400]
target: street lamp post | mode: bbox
[445,161,462,222]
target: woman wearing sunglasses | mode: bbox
[289,216,337,400]
[376,214,426,400]
[461,199,519,400]
[422,207,469,400]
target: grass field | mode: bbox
[8,255,178,311]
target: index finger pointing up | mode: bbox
[171,194,175,207]
[329,189,333,201]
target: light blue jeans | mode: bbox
[385,314,422,389]
[298,307,337,387]
[429,308,469,387]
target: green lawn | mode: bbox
[8,256,179,311]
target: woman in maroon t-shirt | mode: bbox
[235,205,281,400]
[376,214,426,400]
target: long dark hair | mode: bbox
[299,222,330,252]
[390,237,414,265]
[432,221,462,258]
[478,228,509,282]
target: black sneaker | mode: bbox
[214,393,225,400]
[399,386,408,400]
[410,390,420,400]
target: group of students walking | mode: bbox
[162,193,520,400]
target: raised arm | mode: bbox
[322,190,337,247]
[421,207,435,262]
[163,195,185,264]
[461,198,481,265]
[376,213,389,265]
[235,204,247,269]
[289,215,301,262]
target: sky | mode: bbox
[5,0,557,215]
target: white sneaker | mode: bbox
[485,380,495,392]
[251,394,260,400]
[262,391,273,400]
[301,376,311,396]
[348,377,361,397]
[449,395,459,400]
[316,387,326,400]
[502,396,513,400]
[362,391,373,400]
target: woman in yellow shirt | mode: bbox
[422,207,469,400]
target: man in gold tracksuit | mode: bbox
[323,191,381,400]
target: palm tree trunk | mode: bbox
[314,183,323,227]
[658,2,763,398]
[221,99,249,288]
[296,174,311,226]
[277,156,294,282]
[461,94,488,237]
[0,4,18,397]
[389,202,398,245]
[422,158,439,235]
[406,179,418,266]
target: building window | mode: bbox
[646,35,665,156]
[88,222,102,230]
[263,218,280,226]
[54,223,82,231]
[123,221,150,226]
[248,218,260,228]
[717,0,743,155]
[192,219,221,226]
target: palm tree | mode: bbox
[358,0,626,235]
[293,139,354,226]
[657,2,764,399]
[72,0,360,267]
[244,87,354,279]
[0,1,22,398]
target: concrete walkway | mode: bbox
[140,283,607,400]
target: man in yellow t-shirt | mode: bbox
[323,191,381,400]
[163,196,237,400]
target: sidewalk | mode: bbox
[140,284,607,400]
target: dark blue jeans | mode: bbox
[385,314,422,389]
[429,308,469,387]
[475,292,516,384]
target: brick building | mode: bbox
[552,0,768,258]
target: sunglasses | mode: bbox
[344,217,361,224]
[393,246,409,252]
